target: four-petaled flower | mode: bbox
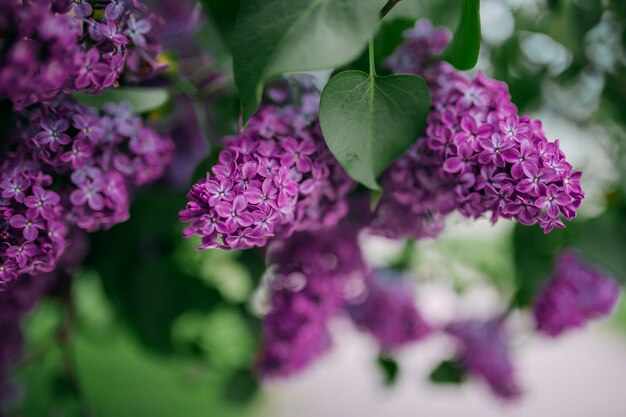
[215,195,255,234]
[503,140,539,179]
[34,118,71,152]
[280,138,316,172]
[9,214,46,241]
[499,116,530,143]
[124,15,152,48]
[478,133,515,168]
[6,242,38,269]
[443,142,474,174]
[536,184,572,218]
[205,179,234,206]
[244,178,279,210]
[516,164,556,196]
[1,175,30,203]
[24,186,60,220]
[70,178,105,210]
[0,260,18,284]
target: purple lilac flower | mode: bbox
[533,251,622,336]
[180,88,355,251]
[373,20,584,239]
[257,213,368,378]
[0,0,81,109]
[1,158,66,283]
[446,319,521,399]
[1,95,172,280]
[0,0,166,107]
[346,269,432,351]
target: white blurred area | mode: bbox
[259,320,626,417]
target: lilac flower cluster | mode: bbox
[0,0,164,109]
[181,94,354,250]
[1,96,172,285]
[533,251,621,336]
[346,269,431,351]
[0,160,65,286]
[446,319,521,399]
[372,20,584,239]
[257,211,368,378]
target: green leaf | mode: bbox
[232,0,384,122]
[429,360,467,384]
[442,0,481,70]
[376,355,400,386]
[73,87,170,113]
[319,70,430,189]
[198,0,242,46]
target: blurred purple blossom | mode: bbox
[446,319,521,399]
[346,269,432,351]
[534,251,621,336]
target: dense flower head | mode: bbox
[1,159,66,285]
[257,212,368,378]
[372,20,584,239]
[446,319,521,399]
[0,0,81,109]
[180,86,355,250]
[346,268,431,351]
[0,0,165,109]
[1,95,172,283]
[533,250,621,336]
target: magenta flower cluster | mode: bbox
[181,95,354,250]
[1,97,172,287]
[0,0,164,110]
[372,20,584,239]
[533,251,621,336]
[446,319,521,399]
[257,213,367,378]
[347,269,432,351]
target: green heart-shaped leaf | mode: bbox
[232,0,384,123]
[319,70,430,189]
[443,0,482,70]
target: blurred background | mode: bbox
[8,0,626,416]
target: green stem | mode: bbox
[380,0,402,19]
[58,275,96,417]
[369,36,376,77]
